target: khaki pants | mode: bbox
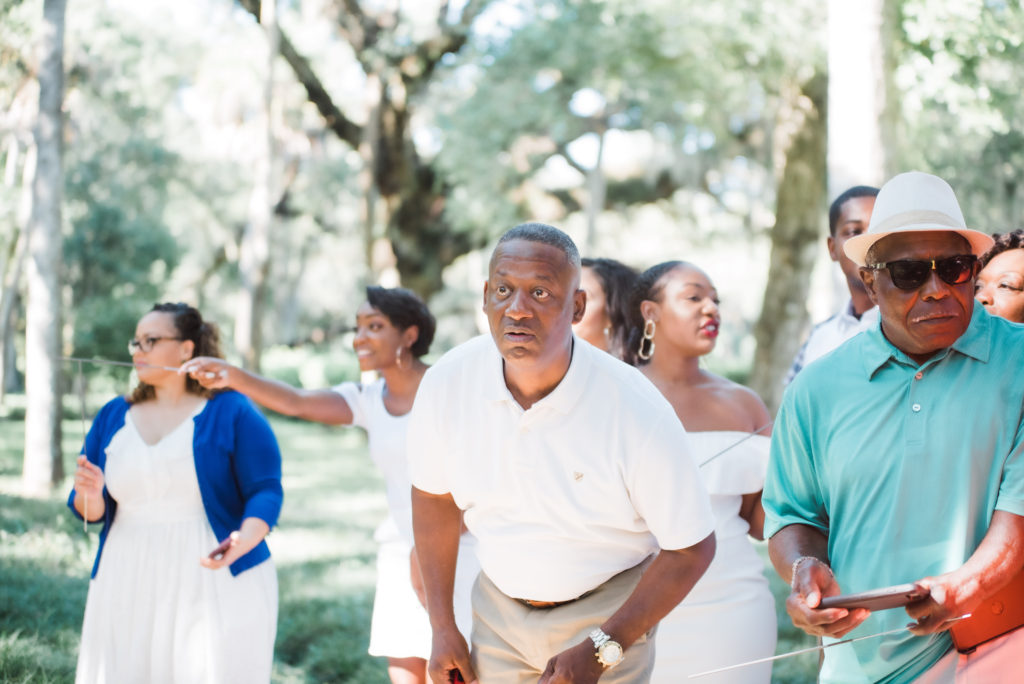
[470,560,656,684]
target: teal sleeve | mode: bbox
[995,409,1024,517]
[763,386,829,539]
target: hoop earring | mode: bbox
[638,319,655,361]
[395,346,405,369]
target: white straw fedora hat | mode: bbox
[844,171,994,267]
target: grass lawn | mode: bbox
[0,406,818,683]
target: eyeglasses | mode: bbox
[869,255,977,291]
[128,336,182,354]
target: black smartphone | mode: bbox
[818,583,928,611]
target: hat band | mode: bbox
[872,209,965,233]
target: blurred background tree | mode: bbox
[1,0,1022,482]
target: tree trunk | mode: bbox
[749,73,828,414]
[1,141,35,402]
[23,0,67,496]
[359,72,384,284]
[879,0,903,178]
[235,0,278,371]
[1,292,20,397]
[0,142,35,402]
[826,0,887,197]
[236,0,491,298]
[584,128,607,255]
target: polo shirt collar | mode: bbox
[860,303,992,377]
[484,334,592,413]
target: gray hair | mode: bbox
[496,222,581,269]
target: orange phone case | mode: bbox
[950,570,1024,653]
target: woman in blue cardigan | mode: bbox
[69,302,283,683]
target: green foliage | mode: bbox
[275,594,387,683]
[57,3,201,366]
[0,489,96,683]
[0,0,34,89]
[897,0,1024,229]
[431,0,825,237]
[261,342,361,390]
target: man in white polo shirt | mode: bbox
[409,223,716,684]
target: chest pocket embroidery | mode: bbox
[573,471,584,481]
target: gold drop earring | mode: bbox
[638,320,656,361]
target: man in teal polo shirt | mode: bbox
[764,171,1024,683]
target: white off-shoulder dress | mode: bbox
[334,379,479,659]
[652,432,777,684]
[76,402,278,684]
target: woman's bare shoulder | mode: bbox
[703,374,771,431]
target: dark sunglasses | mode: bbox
[869,255,977,291]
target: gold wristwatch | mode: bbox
[588,628,624,669]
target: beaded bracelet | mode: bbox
[790,555,833,589]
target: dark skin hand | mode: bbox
[904,510,1024,635]
[769,524,869,639]
[538,533,716,684]
[538,639,604,684]
[412,487,478,684]
[772,513,1024,638]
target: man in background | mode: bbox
[785,185,879,383]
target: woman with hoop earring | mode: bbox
[626,262,777,683]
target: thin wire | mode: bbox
[696,420,773,468]
[687,615,971,678]
[60,356,220,378]
[687,626,907,678]
[60,355,182,372]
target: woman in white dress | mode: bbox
[69,302,283,684]
[182,286,478,684]
[626,262,777,684]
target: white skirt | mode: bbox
[76,513,278,684]
[369,518,479,660]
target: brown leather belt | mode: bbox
[515,598,573,609]
[514,589,595,610]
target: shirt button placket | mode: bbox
[907,369,926,444]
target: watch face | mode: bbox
[599,641,624,666]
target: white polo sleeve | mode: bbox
[626,411,715,551]
[406,366,451,495]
